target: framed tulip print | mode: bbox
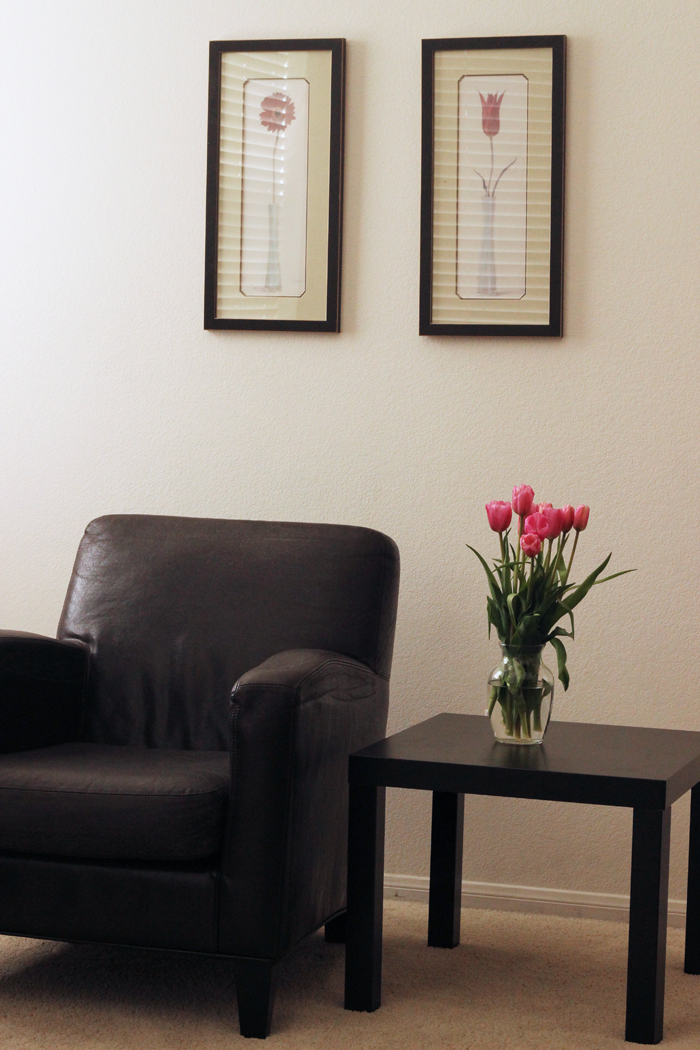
[419,36,566,336]
[204,39,345,331]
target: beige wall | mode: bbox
[2,0,699,902]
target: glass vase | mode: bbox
[487,644,554,745]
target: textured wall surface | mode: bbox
[1,1,699,899]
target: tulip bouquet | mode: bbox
[469,484,632,742]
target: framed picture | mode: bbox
[204,39,345,332]
[420,36,566,337]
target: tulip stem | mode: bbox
[564,531,580,586]
[492,158,517,196]
[516,514,526,588]
[544,536,563,595]
[544,538,553,572]
[498,532,508,593]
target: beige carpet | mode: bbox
[1,900,699,1049]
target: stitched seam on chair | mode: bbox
[214,702,238,952]
[275,689,297,958]
[79,644,90,741]
[295,657,387,697]
[228,702,239,804]
[374,543,392,676]
[295,660,386,700]
[237,657,387,700]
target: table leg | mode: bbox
[684,783,700,973]
[344,783,386,1012]
[625,806,671,1044]
[428,791,464,948]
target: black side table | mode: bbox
[343,714,700,1045]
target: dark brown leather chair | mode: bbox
[0,515,399,1037]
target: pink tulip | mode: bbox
[541,507,564,539]
[511,484,535,516]
[523,512,549,540]
[573,505,590,532]
[535,502,553,513]
[561,505,575,533]
[479,91,505,138]
[485,500,512,532]
[520,533,542,557]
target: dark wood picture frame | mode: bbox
[419,36,566,337]
[204,39,345,332]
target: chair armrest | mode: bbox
[0,631,89,753]
[217,648,389,959]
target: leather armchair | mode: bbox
[0,515,399,1037]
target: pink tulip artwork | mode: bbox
[456,75,528,301]
[474,92,515,200]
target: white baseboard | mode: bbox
[384,873,687,928]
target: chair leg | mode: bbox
[233,959,277,1039]
[325,911,347,943]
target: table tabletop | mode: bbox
[349,713,700,809]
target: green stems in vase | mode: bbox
[473,487,633,743]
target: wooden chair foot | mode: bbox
[234,959,277,1038]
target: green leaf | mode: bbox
[505,657,527,693]
[512,614,540,645]
[548,625,573,640]
[487,596,507,639]
[564,553,612,612]
[550,637,570,691]
[555,551,568,585]
[538,599,575,639]
[593,569,636,585]
[467,544,504,606]
[506,592,521,629]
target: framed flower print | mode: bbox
[419,36,566,336]
[204,39,345,331]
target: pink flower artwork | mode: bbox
[479,91,504,137]
[257,92,296,294]
[260,92,296,133]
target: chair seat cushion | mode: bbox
[0,743,230,861]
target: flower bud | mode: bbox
[511,484,535,517]
[485,500,512,532]
[573,505,590,532]
[524,512,549,539]
[561,506,575,533]
[520,533,542,557]
[541,507,564,539]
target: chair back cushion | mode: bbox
[58,516,399,748]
